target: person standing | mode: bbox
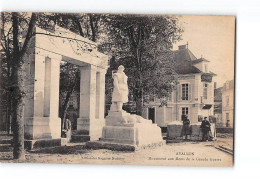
[181,115,191,141]
[64,118,72,142]
[200,117,211,141]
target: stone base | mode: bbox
[24,116,61,140]
[76,117,105,141]
[101,111,164,147]
[85,140,165,151]
[71,135,90,142]
[167,122,217,141]
[24,138,67,150]
[167,121,183,139]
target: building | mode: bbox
[64,92,80,130]
[143,44,216,127]
[214,86,223,127]
[222,80,234,127]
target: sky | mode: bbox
[173,15,235,88]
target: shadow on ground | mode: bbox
[29,143,135,155]
[29,145,91,155]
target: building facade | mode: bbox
[222,80,234,127]
[143,44,216,127]
[214,86,223,127]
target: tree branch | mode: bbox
[19,13,37,59]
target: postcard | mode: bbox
[0,12,235,166]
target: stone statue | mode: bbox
[102,65,164,148]
[111,65,129,112]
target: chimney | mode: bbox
[178,44,187,50]
[214,82,217,89]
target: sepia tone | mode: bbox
[0,13,235,167]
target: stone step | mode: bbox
[71,135,90,143]
[0,144,13,152]
[0,139,12,145]
[24,138,67,150]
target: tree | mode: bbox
[1,12,104,140]
[1,12,105,158]
[59,63,80,129]
[0,12,37,160]
[100,14,183,115]
[1,12,13,134]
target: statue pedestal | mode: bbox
[100,110,164,149]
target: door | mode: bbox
[148,108,155,123]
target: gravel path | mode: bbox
[1,139,233,167]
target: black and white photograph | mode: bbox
[0,12,235,167]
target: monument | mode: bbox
[100,65,164,149]
[22,26,109,150]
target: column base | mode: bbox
[71,135,90,142]
[24,138,67,150]
[71,130,90,142]
[76,117,105,141]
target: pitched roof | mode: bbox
[192,57,210,64]
[171,48,202,74]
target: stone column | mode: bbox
[24,50,64,150]
[98,70,106,119]
[91,69,106,139]
[43,54,62,139]
[77,64,97,140]
[75,66,107,141]
[24,51,46,140]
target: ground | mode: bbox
[0,132,233,167]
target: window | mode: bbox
[226,96,229,106]
[181,107,189,120]
[182,107,189,116]
[203,83,208,99]
[198,115,203,122]
[226,113,229,120]
[181,84,189,100]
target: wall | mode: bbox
[222,80,234,127]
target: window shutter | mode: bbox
[189,83,192,101]
[209,83,212,101]
[177,84,181,101]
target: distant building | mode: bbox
[214,86,223,127]
[222,80,234,127]
[63,92,79,130]
[143,44,216,127]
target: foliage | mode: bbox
[1,12,37,160]
[99,14,183,114]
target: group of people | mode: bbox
[181,115,213,141]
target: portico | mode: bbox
[23,26,108,149]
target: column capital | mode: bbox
[46,53,62,62]
[35,48,62,62]
[79,64,107,74]
[97,67,107,75]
